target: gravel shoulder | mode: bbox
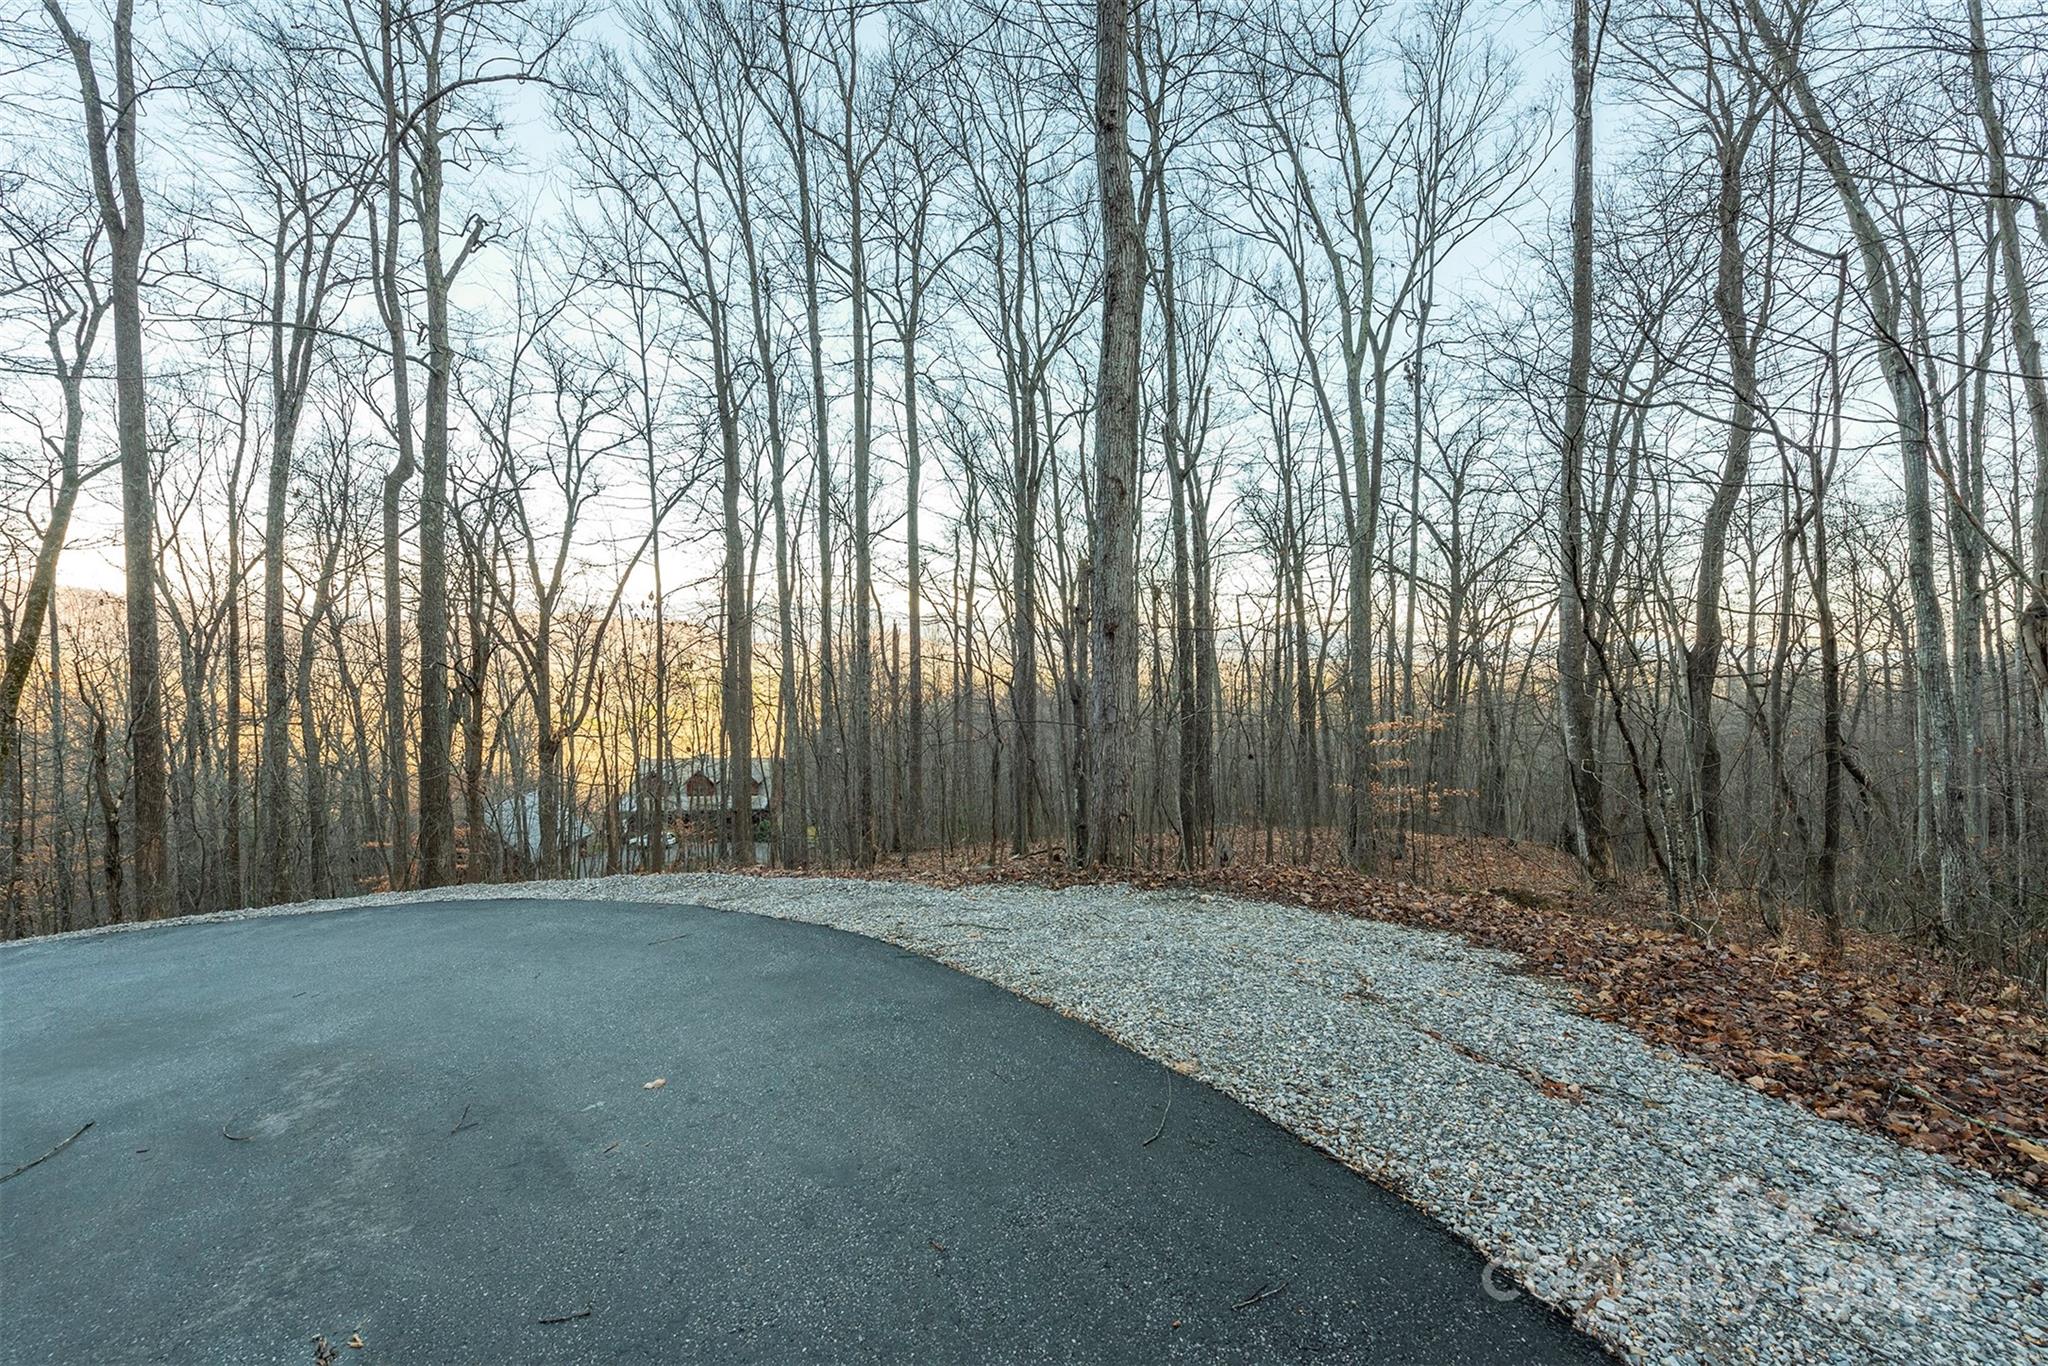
[19,873,2048,1364]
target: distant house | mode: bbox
[619,756,771,831]
[486,789,600,876]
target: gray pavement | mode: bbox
[0,899,1607,1364]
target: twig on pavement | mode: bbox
[1143,1083,1173,1147]
[0,1120,94,1183]
[538,1307,592,1325]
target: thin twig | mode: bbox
[0,1120,93,1184]
[222,1120,253,1142]
[1896,1079,2042,1148]
[451,1104,479,1136]
[647,932,692,945]
[1232,1281,1288,1311]
[537,1307,592,1325]
[1142,1083,1173,1147]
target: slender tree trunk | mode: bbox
[708,275,755,868]
[770,369,801,870]
[848,126,877,868]
[372,0,416,892]
[258,247,301,906]
[1343,345,1376,870]
[903,327,924,855]
[723,429,754,865]
[1809,255,1851,950]
[1012,406,1040,856]
[1685,114,1759,886]
[1557,0,1613,882]
[414,95,457,889]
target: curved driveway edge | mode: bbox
[8,873,2047,1362]
[1,898,1601,1364]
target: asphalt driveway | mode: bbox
[0,899,1606,1364]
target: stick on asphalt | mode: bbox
[0,1120,93,1184]
[1143,1080,1173,1147]
[537,1307,592,1325]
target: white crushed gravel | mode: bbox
[27,872,2048,1364]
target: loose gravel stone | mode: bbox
[29,874,2048,1364]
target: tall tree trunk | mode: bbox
[903,327,924,856]
[1686,112,1760,886]
[1557,0,1613,882]
[413,92,457,889]
[1808,255,1851,950]
[722,409,754,867]
[1012,397,1040,857]
[1087,0,1145,867]
[778,4,837,863]
[372,0,416,892]
[258,248,302,906]
[706,254,755,868]
[847,115,877,869]
[224,541,244,908]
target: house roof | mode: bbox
[621,756,772,814]
[639,756,772,784]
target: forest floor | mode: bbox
[749,833,2048,1196]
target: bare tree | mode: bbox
[190,9,374,904]
[1739,0,1975,938]
[43,0,171,917]
[1555,0,1612,882]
